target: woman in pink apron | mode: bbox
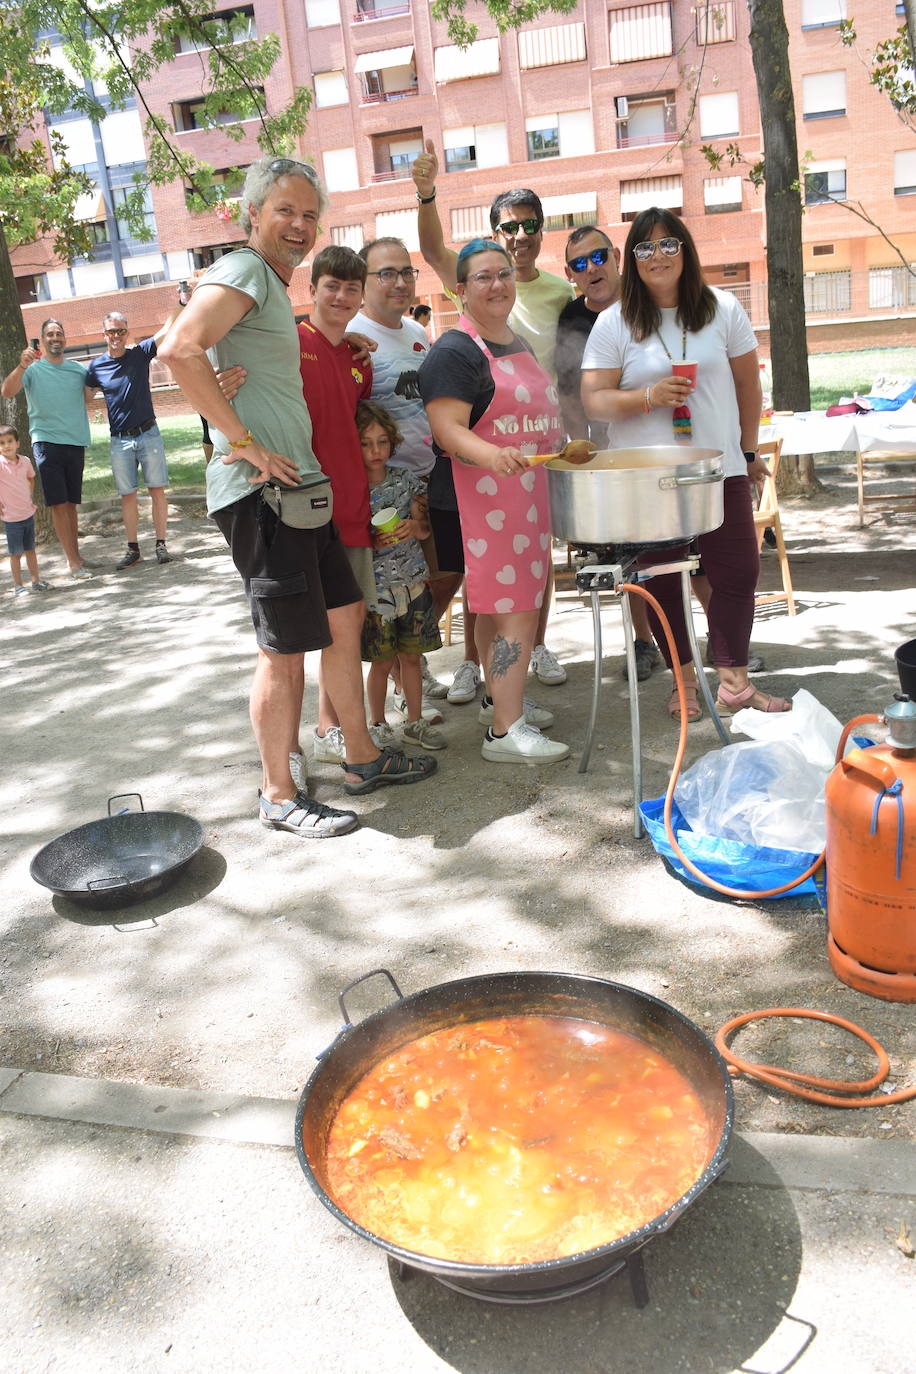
[422,240,570,765]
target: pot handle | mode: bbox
[88,875,128,891]
[658,471,723,490]
[338,968,404,1026]
[108,793,145,816]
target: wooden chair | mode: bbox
[855,448,916,527]
[754,437,796,616]
[441,592,462,646]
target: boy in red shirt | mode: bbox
[297,246,377,762]
[0,424,51,595]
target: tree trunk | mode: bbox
[747,0,820,496]
[0,224,54,539]
[776,453,819,497]
[904,0,916,74]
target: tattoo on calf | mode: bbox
[490,636,521,678]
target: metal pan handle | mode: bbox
[108,793,144,816]
[87,875,128,890]
[338,968,404,1026]
[658,471,723,490]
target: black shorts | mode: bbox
[33,442,84,506]
[429,505,464,576]
[212,491,362,654]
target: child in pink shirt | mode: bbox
[0,424,50,595]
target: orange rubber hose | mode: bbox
[714,1008,916,1107]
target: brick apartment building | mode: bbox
[13,0,916,362]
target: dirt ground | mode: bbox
[2,464,914,1141]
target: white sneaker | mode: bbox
[530,644,567,685]
[478,697,554,729]
[312,726,345,763]
[447,660,481,704]
[402,718,448,750]
[482,717,570,764]
[369,721,399,748]
[392,690,444,725]
[421,656,449,699]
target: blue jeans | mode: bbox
[109,424,168,495]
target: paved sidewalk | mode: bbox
[2,1069,914,1374]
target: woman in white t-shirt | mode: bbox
[581,208,789,720]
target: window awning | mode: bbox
[74,190,106,222]
[620,175,682,213]
[540,192,597,217]
[353,44,414,73]
[434,37,500,82]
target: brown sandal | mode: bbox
[668,684,701,722]
[716,683,790,715]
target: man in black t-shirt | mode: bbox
[555,226,621,444]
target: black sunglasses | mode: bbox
[498,218,541,237]
[567,246,611,273]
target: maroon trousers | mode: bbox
[638,475,759,668]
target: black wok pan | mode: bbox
[30,793,204,910]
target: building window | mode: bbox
[355,46,417,102]
[450,205,490,242]
[123,270,167,287]
[620,174,682,220]
[540,192,599,231]
[111,184,156,239]
[704,175,742,213]
[305,0,340,26]
[173,6,255,54]
[699,91,739,138]
[894,149,916,195]
[16,274,50,306]
[331,224,364,250]
[353,0,411,18]
[323,146,360,192]
[869,265,916,309]
[374,209,420,251]
[174,93,264,131]
[518,22,586,69]
[370,133,422,181]
[433,37,500,82]
[615,92,677,148]
[801,0,846,29]
[526,124,559,160]
[315,70,348,106]
[445,144,476,173]
[184,169,244,209]
[805,164,847,204]
[811,243,835,256]
[695,2,735,44]
[803,269,851,313]
[191,243,239,271]
[802,70,846,119]
[609,3,673,64]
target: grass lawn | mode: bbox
[82,414,208,501]
[807,347,916,409]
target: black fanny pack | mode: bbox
[261,479,333,529]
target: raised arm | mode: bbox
[411,139,459,294]
[1,345,38,399]
[158,282,300,486]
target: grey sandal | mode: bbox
[259,791,358,838]
[341,746,437,795]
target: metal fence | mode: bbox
[719,267,916,328]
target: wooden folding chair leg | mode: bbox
[442,599,453,646]
[771,512,796,615]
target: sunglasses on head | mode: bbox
[567,246,611,273]
[632,237,682,261]
[498,218,541,238]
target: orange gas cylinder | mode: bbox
[825,699,916,1002]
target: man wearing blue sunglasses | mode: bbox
[555,226,621,443]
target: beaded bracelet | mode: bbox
[229,429,255,450]
[644,386,653,414]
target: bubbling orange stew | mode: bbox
[324,1015,714,1265]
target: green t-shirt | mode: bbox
[510,269,574,382]
[202,247,323,515]
[22,358,91,446]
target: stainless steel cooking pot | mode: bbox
[295,970,733,1303]
[546,446,723,546]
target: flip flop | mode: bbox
[668,684,701,722]
[342,746,438,795]
[716,684,790,714]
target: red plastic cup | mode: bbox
[671,360,698,388]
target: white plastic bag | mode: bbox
[674,737,828,853]
[729,687,844,770]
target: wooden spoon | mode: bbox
[526,440,598,468]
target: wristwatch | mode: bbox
[743,450,758,463]
[416,189,437,205]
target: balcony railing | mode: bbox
[718,268,916,328]
[360,86,418,104]
[352,1,410,20]
[370,168,411,182]
[615,130,677,149]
